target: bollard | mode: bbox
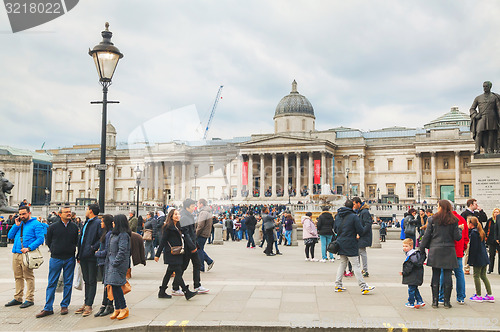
[0,221,7,247]
[213,223,223,245]
[371,223,382,248]
[291,224,298,246]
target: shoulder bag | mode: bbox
[167,227,185,255]
[21,223,44,269]
[142,228,153,241]
[327,216,344,254]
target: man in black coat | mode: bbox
[333,200,374,295]
[461,198,488,274]
[245,211,257,248]
[353,197,372,277]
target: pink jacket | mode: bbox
[302,216,318,239]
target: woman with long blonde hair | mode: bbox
[467,216,494,302]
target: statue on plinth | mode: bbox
[0,170,17,213]
[470,81,500,154]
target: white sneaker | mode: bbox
[311,258,319,262]
[361,286,375,295]
[329,258,335,262]
[305,258,311,261]
[195,286,210,294]
[172,289,184,296]
[319,259,327,263]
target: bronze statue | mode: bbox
[470,81,500,154]
[0,170,17,213]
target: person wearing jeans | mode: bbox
[439,211,468,304]
[245,212,257,248]
[36,206,79,318]
[317,207,335,262]
[284,213,294,246]
[196,199,215,272]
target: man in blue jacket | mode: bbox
[75,204,102,317]
[5,206,45,308]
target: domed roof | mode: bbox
[274,80,315,119]
[424,106,470,129]
[107,121,116,134]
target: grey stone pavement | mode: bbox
[0,239,499,331]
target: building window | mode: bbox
[232,186,237,197]
[209,165,214,174]
[81,170,85,180]
[407,184,414,198]
[463,158,469,168]
[129,189,134,201]
[424,159,430,170]
[387,184,395,195]
[117,168,122,178]
[79,190,85,198]
[388,160,393,171]
[443,158,449,169]
[352,160,357,170]
[463,184,470,197]
[336,186,343,195]
[407,159,413,170]
[368,185,376,198]
[207,186,215,199]
[368,160,375,171]
[233,164,237,174]
[337,160,342,172]
[302,119,306,131]
[351,184,358,196]
[130,168,134,178]
[424,184,431,197]
[56,191,62,201]
[116,188,122,201]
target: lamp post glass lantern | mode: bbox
[134,165,142,218]
[44,188,50,206]
[89,22,123,213]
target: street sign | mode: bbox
[95,164,108,171]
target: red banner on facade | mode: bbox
[242,162,248,185]
[314,160,321,184]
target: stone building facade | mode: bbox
[46,81,474,206]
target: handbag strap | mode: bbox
[167,226,184,248]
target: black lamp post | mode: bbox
[66,174,71,205]
[288,183,291,205]
[89,22,123,213]
[44,187,50,206]
[345,167,350,199]
[377,187,380,203]
[417,181,421,204]
[134,165,142,219]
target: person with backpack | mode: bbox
[403,209,419,249]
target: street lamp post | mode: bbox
[134,165,142,219]
[67,174,71,205]
[89,22,123,213]
[288,183,291,205]
[417,181,421,204]
[377,187,380,203]
[45,187,50,206]
[194,173,198,201]
[345,167,350,199]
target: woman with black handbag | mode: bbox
[155,209,197,300]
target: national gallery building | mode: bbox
[43,81,474,207]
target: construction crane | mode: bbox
[203,85,224,140]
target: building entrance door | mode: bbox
[440,185,454,202]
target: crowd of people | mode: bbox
[2,196,499,322]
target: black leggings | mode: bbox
[162,264,185,290]
[432,267,452,287]
[305,242,316,259]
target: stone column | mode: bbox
[271,153,277,198]
[321,151,326,188]
[284,152,289,198]
[90,166,95,195]
[415,153,422,184]
[455,150,461,198]
[371,223,382,248]
[107,163,115,201]
[181,162,186,199]
[170,163,176,201]
[431,151,437,199]
[248,155,253,197]
[153,163,159,201]
[213,223,223,245]
[51,167,57,200]
[359,154,365,197]
[237,155,243,198]
[84,166,89,195]
[308,152,313,195]
[296,153,301,196]
[260,154,265,198]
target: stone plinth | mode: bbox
[213,223,223,245]
[291,224,298,246]
[469,155,500,215]
[371,223,381,248]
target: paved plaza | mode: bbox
[0,239,499,331]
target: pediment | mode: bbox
[238,134,324,147]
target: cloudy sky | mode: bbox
[1,0,500,151]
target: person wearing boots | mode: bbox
[419,200,462,308]
[155,209,197,300]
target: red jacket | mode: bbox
[453,211,468,258]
